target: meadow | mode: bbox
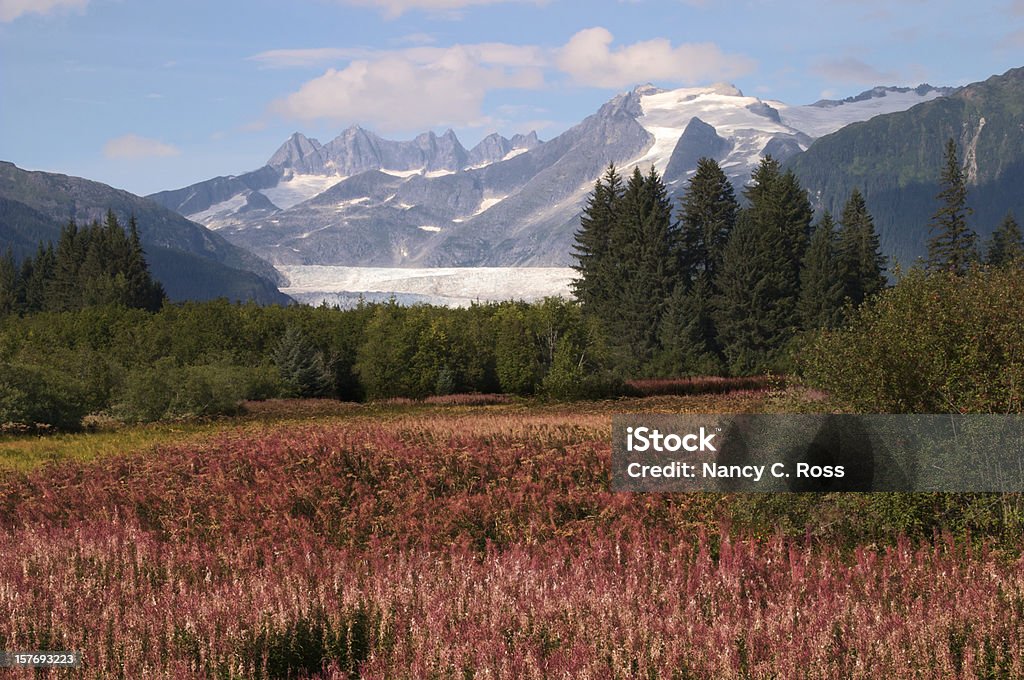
[1,391,1023,678]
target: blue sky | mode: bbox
[1,0,1022,195]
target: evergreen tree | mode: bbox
[611,166,681,374]
[677,157,738,284]
[11,213,164,314]
[18,243,54,313]
[0,248,16,317]
[798,212,845,331]
[571,164,623,318]
[714,210,796,374]
[655,274,724,376]
[124,215,165,311]
[927,138,977,275]
[744,157,813,275]
[986,212,1024,266]
[739,156,811,337]
[274,325,333,398]
[837,188,886,306]
[48,219,83,311]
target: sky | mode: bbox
[1,0,1022,196]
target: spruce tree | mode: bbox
[927,138,977,275]
[714,210,795,374]
[798,212,845,331]
[610,166,680,374]
[656,274,724,376]
[571,164,623,317]
[48,220,83,311]
[274,326,333,398]
[986,212,1023,266]
[19,243,54,313]
[678,157,738,284]
[0,247,16,317]
[739,156,811,337]
[837,188,886,306]
[125,215,165,311]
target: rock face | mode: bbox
[664,117,732,184]
[787,67,1024,267]
[150,79,958,268]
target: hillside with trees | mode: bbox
[787,66,1024,268]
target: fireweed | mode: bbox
[0,413,1022,678]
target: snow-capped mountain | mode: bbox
[149,83,951,268]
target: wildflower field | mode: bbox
[1,393,1023,678]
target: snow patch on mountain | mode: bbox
[188,193,249,229]
[260,173,343,210]
[474,196,506,215]
[773,89,947,138]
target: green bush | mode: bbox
[0,361,89,431]
[114,359,277,423]
[801,267,1024,413]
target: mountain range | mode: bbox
[4,66,1022,305]
[150,82,955,269]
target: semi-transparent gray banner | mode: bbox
[612,414,1024,492]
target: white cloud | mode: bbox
[267,29,754,131]
[812,56,897,84]
[556,27,755,89]
[0,0,87,22]
[253,43,545,69]
[269,44,545,131]
[103,134,180,160]
[338,0,540,19]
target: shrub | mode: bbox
[801,267,1024,413]
[114,359,277,422]
[0,361,88,431]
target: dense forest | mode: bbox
[1,141,1022,431]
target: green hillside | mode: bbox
[787,67,1024,267]
[0,162,290,304]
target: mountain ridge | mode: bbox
[787,66,1024,267]
[150,80,959,269]
[0,161,290,304]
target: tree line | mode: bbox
[0,211,165,316]
[571,157,886,376]
[572,143,1022,377]
[0,297,617,430]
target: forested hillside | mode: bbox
[787,66,1024,267]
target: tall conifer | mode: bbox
[678,157,738,285]
[986,212,1023,267]
[837,188,886,305]
[927,138,977,275]
[611,166,679,373]
[571,164,623,317]
[714,210,795,374]
[798,212,845,330]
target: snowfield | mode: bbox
[278,265,577,308]
[260,173,344,210]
